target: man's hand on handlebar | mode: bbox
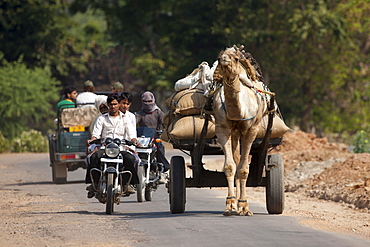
[87,137,98,146]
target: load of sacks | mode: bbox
[161,61,290,143]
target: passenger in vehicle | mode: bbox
[76,80,97,107]
[56,86,78,117]
[111,81,124,93]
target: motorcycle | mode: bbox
[88,137,136,214]
[135,127,166,202]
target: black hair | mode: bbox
[107,93,121,104]
[63,86,77,97]
[121,91,133,103]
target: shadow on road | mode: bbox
[31,209,268,218]
[7,180,85,186]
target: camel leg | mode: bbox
[223,147,238,216]
[232,135,241,201]
[217,129,238,216]
[237,129,259,216]
[236,157,253,216]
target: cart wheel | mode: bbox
[266,154,285,214]
[169,156,186,214]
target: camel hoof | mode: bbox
[223,209,238,216]
[231,209,239,215]
[223,210,232,216]
[239,210,253,216]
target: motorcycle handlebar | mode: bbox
[88,138,136,146]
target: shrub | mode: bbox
[0,131,10,153]
[351,130,370,153]
[11,130,48,153]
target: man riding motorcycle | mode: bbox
[85,93,139,198]
[135,91,170,184]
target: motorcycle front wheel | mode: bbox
[106,173,114,214]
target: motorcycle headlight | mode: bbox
[137,136,151,147]
[105,142,120,158]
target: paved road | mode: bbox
[1,152,370,247]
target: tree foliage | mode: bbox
[0,57,61,139]
[0,0,369,141]
[0,0,111,79]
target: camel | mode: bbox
[212,46,267,216]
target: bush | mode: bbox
[0,58,61,139]
[11,130,48,153]
[351,130,370,153]
[0,131,10,153]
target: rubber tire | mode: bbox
[170,156,186,214]
[106,173,114,215]
[52,163,67,184]
[136,166,145,202]
[266,154,285,214]
[145,187,153,201]
[49,137,67,184]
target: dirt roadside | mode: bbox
[0,130,369,245]
[271,131,370,239]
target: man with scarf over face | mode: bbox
[135,92,170,180]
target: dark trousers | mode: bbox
[85,149,139,185]
[156,142,170,172]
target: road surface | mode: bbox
[0,151,369,247]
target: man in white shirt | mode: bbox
[85,93,138,198]
[76,80,97,107]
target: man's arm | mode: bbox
[91,115,104,139]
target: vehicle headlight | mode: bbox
[137,137,151,147]
[105,143,120,158]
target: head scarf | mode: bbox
[95,95,108,110]
[141,91,160,113]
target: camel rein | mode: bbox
[205,76,275,121]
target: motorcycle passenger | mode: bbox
[119,92,136,132]
[135,91,170,183]
[118,91,141,176]
[85,93,139,198]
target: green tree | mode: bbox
[61,0,370,136]
[69,0,225,87]
[0,57,61,139]
[213,0,370,134]
[0,0,111,82]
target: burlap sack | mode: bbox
[160,130,170,142]
[167,115,216,140]
[256,114,291,138]
[60,106,98,128]
[165,89,207,116]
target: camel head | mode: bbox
[217,47,243,83]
